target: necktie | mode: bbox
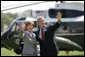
[41,28,45,41]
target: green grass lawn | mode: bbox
[58,51,84,56]
[1,48,21,56]
[1,48,84,56]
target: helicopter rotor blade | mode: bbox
[1,1,54,12]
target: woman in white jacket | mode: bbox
[20,21,37,56]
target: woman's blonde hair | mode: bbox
[26,21,35,27]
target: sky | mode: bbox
[1,1,84,13]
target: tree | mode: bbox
[1,13,18,32]
[6,13,18,19]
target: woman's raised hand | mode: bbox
[20,22,26,31]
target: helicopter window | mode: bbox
[49,9,84,18]
[35,11,48,18]
[18,17,26,20]
[11,23,17,32]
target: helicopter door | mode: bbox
[7,22,20,46]
[7,22,23,54]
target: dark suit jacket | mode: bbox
[35,22,61,56]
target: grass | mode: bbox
[1,48,84,56]
[1,48,21,56]
[58,51,84,56]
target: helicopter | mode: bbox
[1,1,84,54]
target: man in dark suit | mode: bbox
[35,12,62,56]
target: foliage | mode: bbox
[1,13,18,32]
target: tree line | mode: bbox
[1,13,18,32]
